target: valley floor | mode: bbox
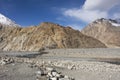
[0,48,120,80]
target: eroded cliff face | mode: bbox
[81,18,120,48]
[0,22,106,51]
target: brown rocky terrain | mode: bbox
[81,18,120,48]
[0,22,106,51]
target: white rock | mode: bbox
[0,60,6,65]
[46,67,54,71]
[56,73,61,77]
[52,71,58,77]
[50,77,57,80]
[64,75,69,79]
[47,72,53,77]
[68,65,72,70]
[36,70,44,76]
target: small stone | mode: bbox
[56,73,61,78]
[68,65,72,70]
[50,77,58,80]
[0,60,6,65]
[36,70,44,76]
[52,71,58,77]
[47,72,53,77]
[64,75,69,79]
[46,67,54,71]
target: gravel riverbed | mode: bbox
[0,48,120,80]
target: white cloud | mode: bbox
[83,0,120,11]
[64,9,108,22]
[63,0,120,23]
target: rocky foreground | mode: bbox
[0,48,120,80]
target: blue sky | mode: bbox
[0,0,120,30]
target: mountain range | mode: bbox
[0,13,120,51]
[0,13,107,51]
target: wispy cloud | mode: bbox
[83,0,120,11]
[63,0,120,23]
[64,9,108,22]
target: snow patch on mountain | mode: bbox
[0,13,20,27]
[109,19,120,27]
[111,22,120,27]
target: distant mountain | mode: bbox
[0,22,106,51]
[0,13,20,27]
[81,18,120,48]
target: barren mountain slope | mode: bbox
[81,18,120,48]
[0,22,106,51]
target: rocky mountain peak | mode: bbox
[91,18,120,27]
[39,22,63,28]
[81,18,120,48]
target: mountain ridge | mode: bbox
[81,18,120,48]
[0,13,109,51]
[0,22,106,51]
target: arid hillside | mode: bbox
[0,22,106,51]
[81,18,120,48]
